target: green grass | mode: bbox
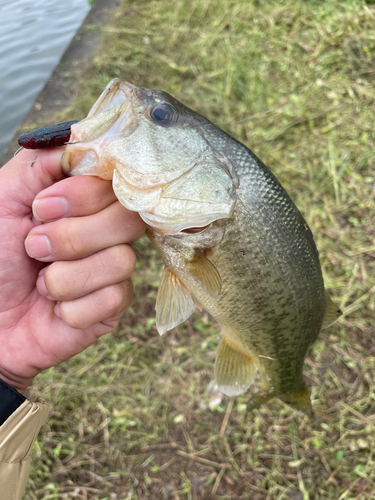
[26,0,375,498]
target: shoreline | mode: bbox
[0,0,118,165]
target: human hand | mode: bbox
[0,148,146,393]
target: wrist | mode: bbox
[0,368,34,394]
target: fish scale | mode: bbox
[61,78,341,415]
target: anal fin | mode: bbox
[215,336,256,396]
[156,267,195,335]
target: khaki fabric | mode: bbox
[0,399,50,500]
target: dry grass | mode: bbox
[25,0,375,498]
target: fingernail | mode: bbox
[54,302,62,318]
[37,274,49,296]
[25,235,52,259]
[33,197,69,221]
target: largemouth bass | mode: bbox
[61,79,341,415]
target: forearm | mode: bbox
[0,379,50,500]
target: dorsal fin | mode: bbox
[155,266,195,335]
[186,251,221,298]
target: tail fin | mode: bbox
[279,383,313,417]
[246,383,313,417]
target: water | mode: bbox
[0,0,91,158]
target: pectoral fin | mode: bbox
[215,337,256,396]
[322,291,342,329]
[155,267,195,335]
[186,251,221,298]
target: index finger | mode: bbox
[33,175,117,221]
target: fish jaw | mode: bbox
[61,79,137,179]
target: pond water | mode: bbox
[0,0,91,158]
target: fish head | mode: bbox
[63,78,237,235]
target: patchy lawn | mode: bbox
[26,0,375,498]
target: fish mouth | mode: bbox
[181,224,211,234]
[86,79,135,119]
[61,79,137,178]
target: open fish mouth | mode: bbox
[61,79,137,180]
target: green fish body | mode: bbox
[62,79,341,414]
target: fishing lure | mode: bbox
[17,120,77,149]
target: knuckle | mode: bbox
[63,228,81,256]
[59,303,82,330]
[57,279,135,331]
[44,263,67,299]
[107,284,126,313]
[102,317,121,330]
[107,245,137,277]
[111,201,146,240]
[57,220,82,257]
[107,280,134,316]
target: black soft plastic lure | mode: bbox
[17,120,78,149]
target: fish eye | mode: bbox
[149,103,176,126]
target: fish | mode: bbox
[61,78,341,415]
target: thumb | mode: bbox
[1,147,66,213]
